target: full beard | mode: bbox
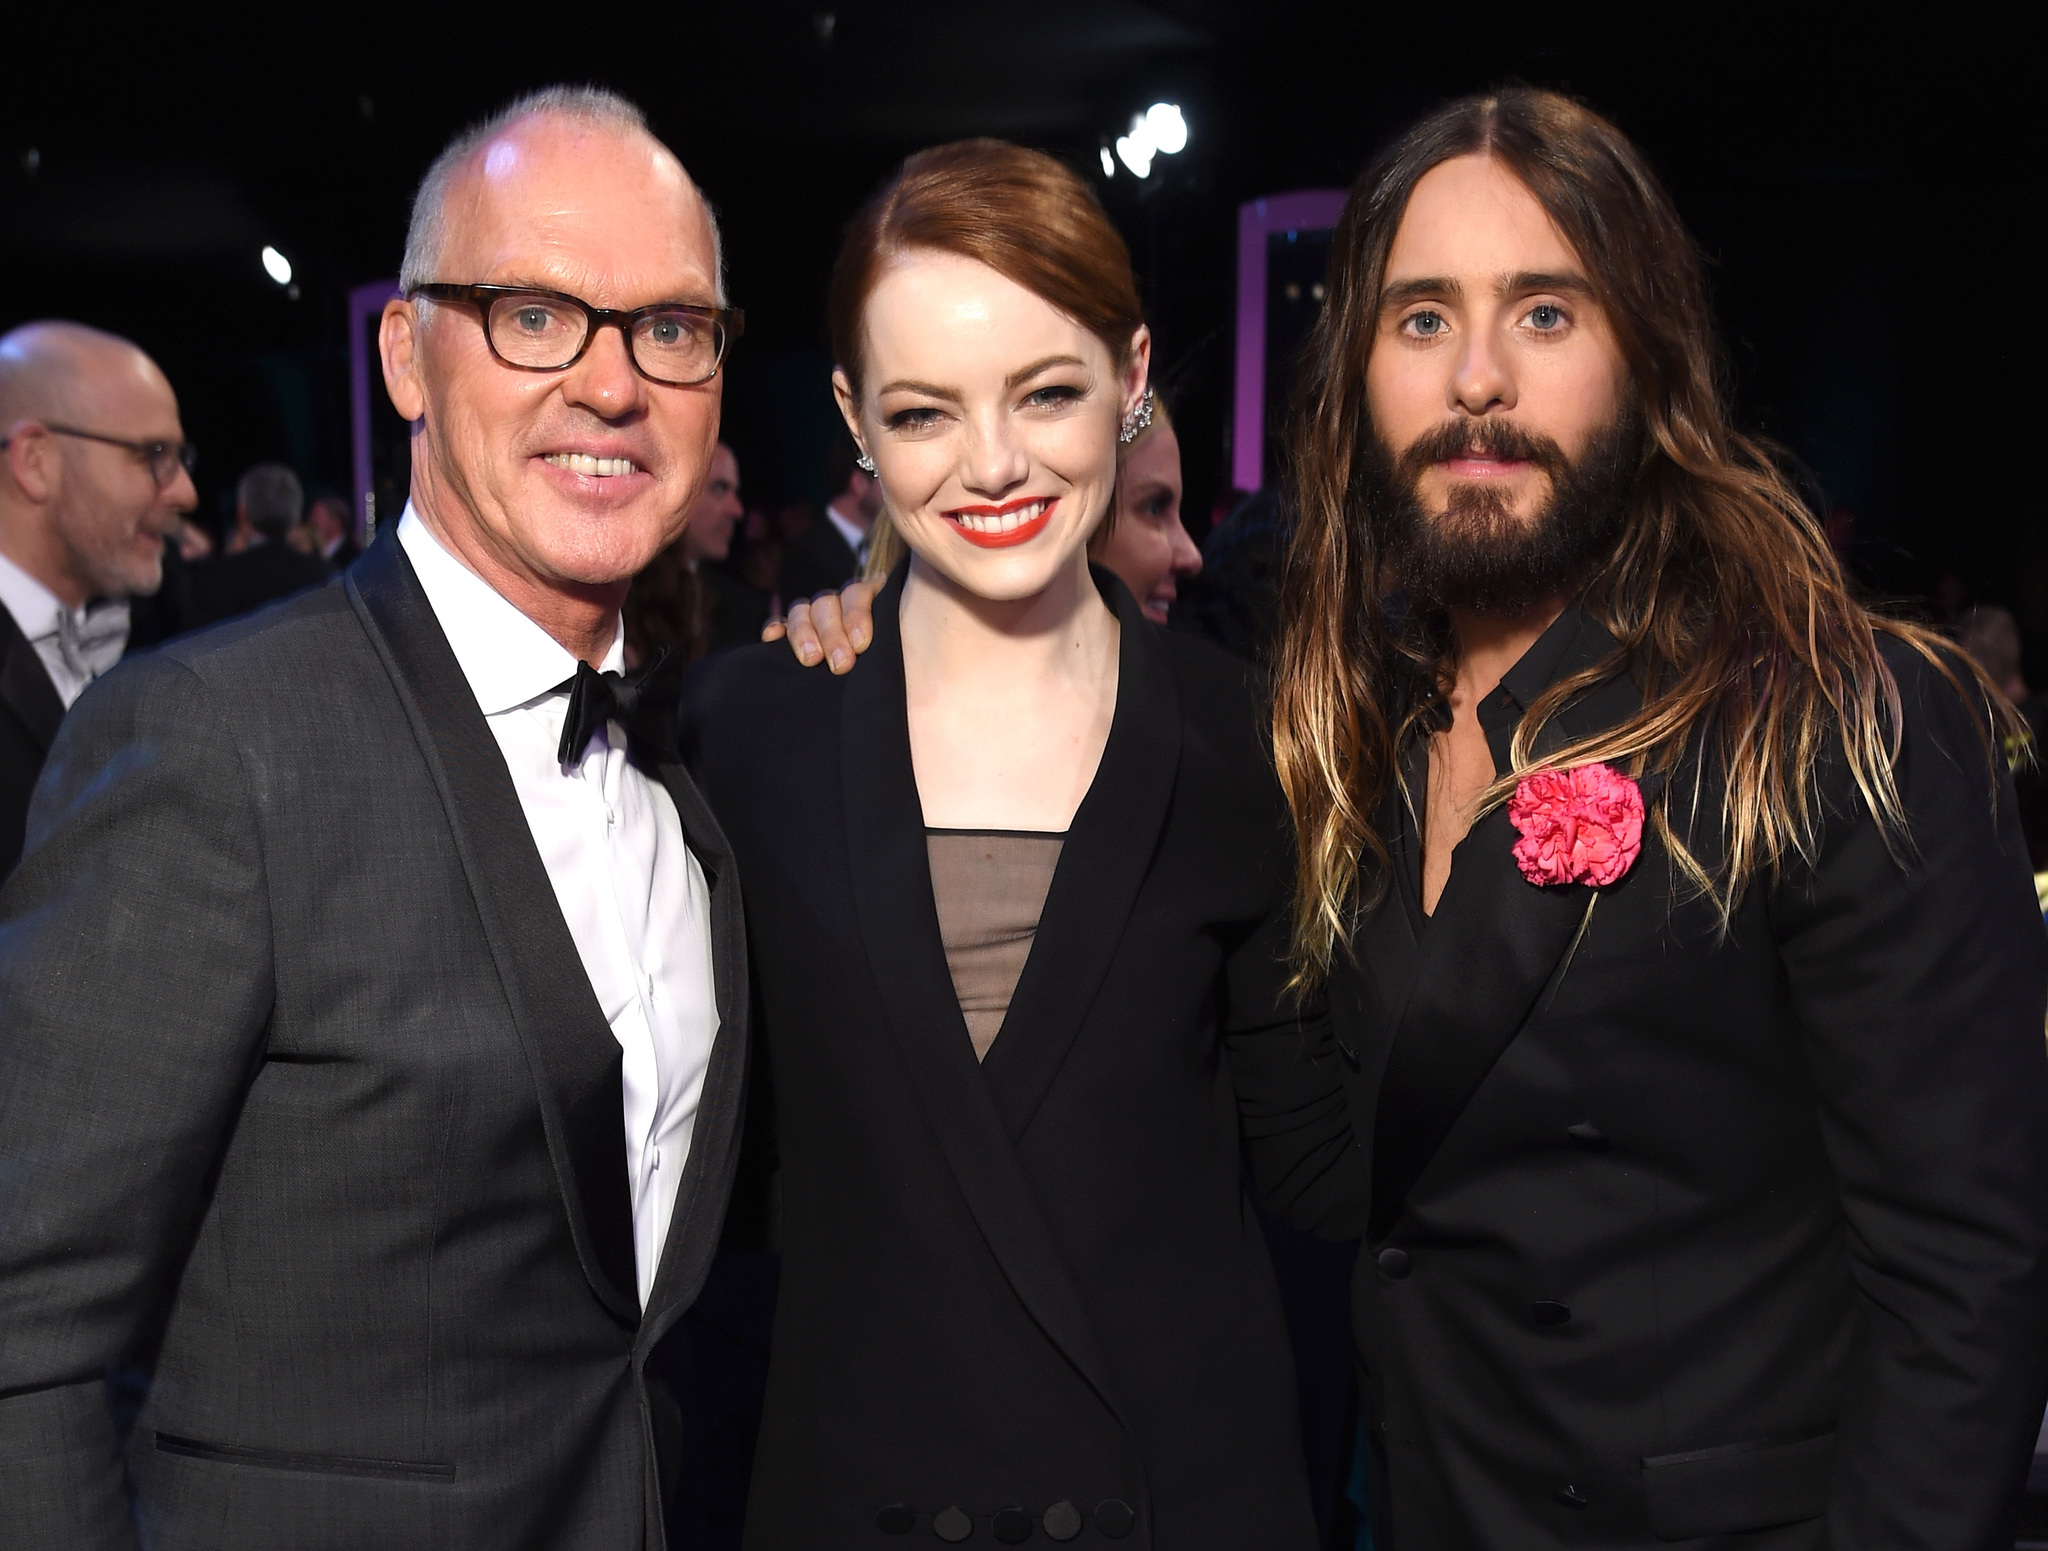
[1367,407,1644,615]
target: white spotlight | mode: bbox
[1100,146,1116,177]
[1115,114,1156,178]
[1145,103,1188,156]
[261,246,293,286]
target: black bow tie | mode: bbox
[555,646,680,766]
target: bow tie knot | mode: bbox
[555,646,680,766]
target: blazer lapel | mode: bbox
[1367,616,1646,1240]
[639,759,750,1343]
[0,616,65,753]
[981,569,1179,1140]
[347,532,640,1324]
[840,567,1130,1427]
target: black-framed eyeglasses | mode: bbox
[0,424,198,488]
[410,283,743,387]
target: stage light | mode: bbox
[1100,146,1116,177]
[262,246,293,286]
[1115,117,1155,178]
[1145,103,1188,155]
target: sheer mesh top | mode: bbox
[924,829,1066,1060]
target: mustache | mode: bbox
[1394,418,1569,481]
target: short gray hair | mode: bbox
[237,462,304,540]
[399,85,723,303]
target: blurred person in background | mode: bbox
[1091,386,1200,626]
[305,490,361,568]
[625,440,767,665]
[777,429,880,602]
[184,461,330,629]
[0,319,196,873]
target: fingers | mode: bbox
[810,594,856,673]
[760,619,787,642]
[774,599,824,664]
[840,579,880,655]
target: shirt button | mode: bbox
[650,1148,662,1172]
[1377,1246,1412,1279]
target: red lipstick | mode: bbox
[943,495,1057,550]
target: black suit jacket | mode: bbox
[1234,606,2048,1549]
[0,530,749,1550]
[774,515,859,606]
[0,601,64,875]
[681,566,1318,1550]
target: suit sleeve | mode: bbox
[0,655,276,1549]
[1769,644,2048,1550]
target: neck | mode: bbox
[898,550,1116,694]
[411,487,622,667]
[1447,594,1569,707]
[0,501,89,608]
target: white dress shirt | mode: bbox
[0,551,129,708]
[824,500,871,568]
[399,506,717,1306]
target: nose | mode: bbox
[1449,312,1515,417]
[960,405,1030,499]
[161,462,198,518]
[1169,517,1202,577]
[560,321,647,421]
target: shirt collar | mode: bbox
[0,550,68,642]
[397,504,623,716]
[824,501,869,557]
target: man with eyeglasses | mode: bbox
[0,87,747,1551]
[0,319,197,873]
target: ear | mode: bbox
[380,298,427,423]
[1120,326,1154,422]
[830,367,867,460]
[2,422,57,504]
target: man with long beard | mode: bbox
[1233,88,2048,1549]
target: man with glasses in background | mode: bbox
[0,319,197,874]
[0,87,749,1550]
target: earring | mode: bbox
[856,450,877,475]
[1118,386,1156,445]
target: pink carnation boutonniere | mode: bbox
[1507,762,1645,889]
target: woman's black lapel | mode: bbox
[981,568,1180,1139]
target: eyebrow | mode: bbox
[1380,270,1596,309]
[875,354,1089,402]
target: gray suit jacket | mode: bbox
[0,530,749,1550]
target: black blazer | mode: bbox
[0,530,749,1550]
[0,601,64,875]
[1234,607,2048,1549]
[681,566,1318,1551]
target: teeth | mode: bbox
[955,499,1046,534]
[545,453,639,478]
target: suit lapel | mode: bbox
[640,759,750,1343]
[981,569,1179,1140]
[347,532,640,1324]
[0,614,65,753]
[1367,615,1646,1240]
[840,567,1130,1426]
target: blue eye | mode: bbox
[1408,310,1446,336]
[1529,304,1563,330]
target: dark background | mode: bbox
[2,1,2030,654]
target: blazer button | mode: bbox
[1094,1498,1136,1538]
[1566,1121,1609,1150]
[1554,1484,1590,1509]
[993,1508,1032,1543]
[875,1504,915,1534]
[1376,1246,1412,1279]
[1041,1501,1082,1541]
[1530,1300,1571,1326]
[934,1506,973,1542]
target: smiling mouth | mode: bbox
[944,496,1056,549]
[544,452,642,478]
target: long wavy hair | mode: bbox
[1272,87,2011,984]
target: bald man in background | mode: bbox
[0,320,195,871]
[0,87,746,1549]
